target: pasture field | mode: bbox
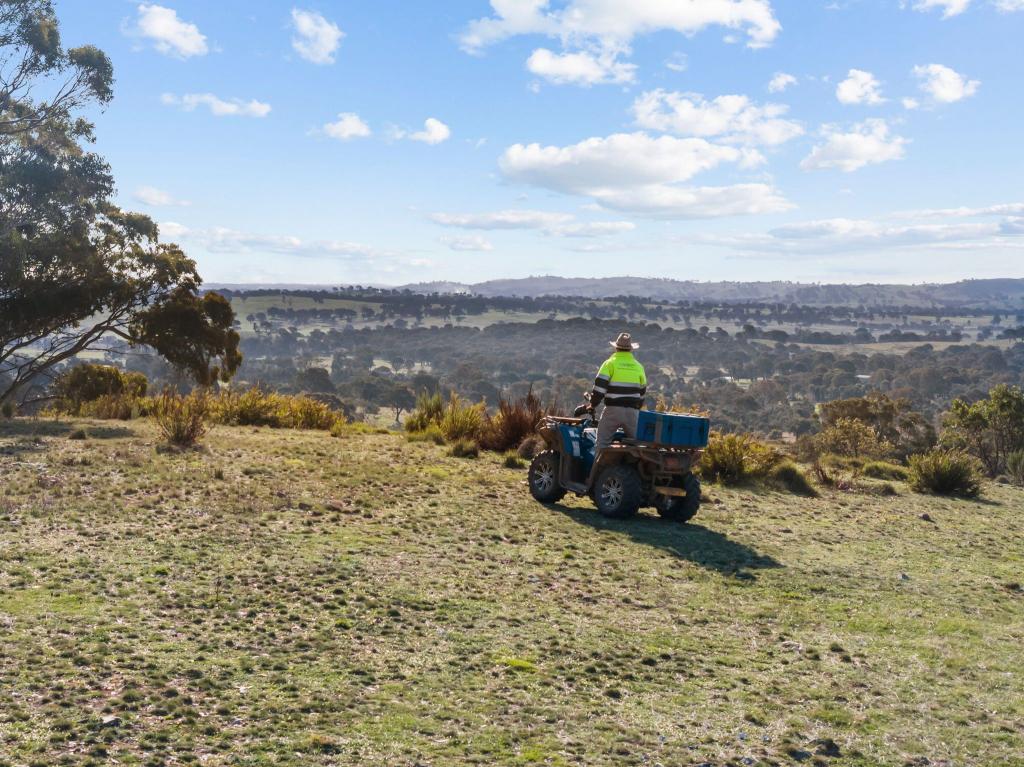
[1,419,1022,766]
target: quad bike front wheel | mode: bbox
[594,464,643,519]
[528,450,566,503]
[653,472,701,523]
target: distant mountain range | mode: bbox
[398,277,1024,309]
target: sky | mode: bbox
[57,0,1024,286]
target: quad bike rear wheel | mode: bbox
[654,471,701,523]
[529,450,566,503]
[594,464,643,519]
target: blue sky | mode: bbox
[60,0,1024,285]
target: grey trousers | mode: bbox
[596,405,640,450]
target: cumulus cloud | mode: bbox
[460,1,780,88]
[767,72,797,93]
[322,112,371,140]
[430,209,635,237]
[836,69,885,105]
[632,90,803,146]
[995,0,1024,9]
[129,3,208,58]
[440,235,495,252]
[291,9,344,65]
[911,0,971,17]
[499,132,791,218]
[801,120,907,172]
[134,186,190,207]
[403,118,451,145]
[900,202,1024,218]
[526,47,635,85]
[161,93,271,118]
[913,63,979,103]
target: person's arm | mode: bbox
[590,358,613,409]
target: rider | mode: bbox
[589,332,647,452]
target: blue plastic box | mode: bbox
[635,410,710,448]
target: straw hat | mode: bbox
[610,332,639,351]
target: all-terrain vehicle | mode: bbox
[528,402,709,521]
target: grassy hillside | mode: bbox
[1,420,1022,766]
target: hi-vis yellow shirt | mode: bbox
[591,351,647,409]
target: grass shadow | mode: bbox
[549,503,782,579]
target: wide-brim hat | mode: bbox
[610,332,639,351]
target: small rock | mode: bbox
[899,573,911,581]
[919,513,933,522]
[100,715,121,728]
[814,738,842,757]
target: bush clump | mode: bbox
[502,451,525,469]
[861,460,910,481]
[699,432,780,485]
[154,389,210,448]
[447,438,479,458]
[479,389,546,452]
[211,387,339,430]
[405,424,445,445]
[767,460,818,497]
[53,364,148,415]
[517,434,546,460]
[1007,449,1024,487]
[439,394,485,442]
[404,391,445,433]
[908,449,983,498]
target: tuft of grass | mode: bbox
[447,438,479,458]
[440,394,485,442]
[68,428,88,441]
[502,451,525,469]
[406,424,445,445]
[909,449,983,498]
[1008,449,1024,487]
[767,460,818,496]
[153,389,209,448]
[862,460,911,481]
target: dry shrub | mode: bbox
[517,434,546,459]
[502,451,525,469]
[79,394,151,421]
[909,449,983,498]
[699,432,781,485]
[406,424,446,445]
[211,387,339,430]
[447,438,479,458]
[54,364,149,415]
[154,389,210,448]
[480,389,546,452]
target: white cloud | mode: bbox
[526,47,635,85]
[290,9,344,65]
[499,131,791,218]
[900,202,1024,218]
[632,90,803,146]
[995,0,1024,9]
[161,93,271,118]
[801,120,908,172]
[161,223,389,260]
[767,72,797,93]
[902,97,920,110]
[322,112,371,140]
[836,69,885,105]
[913,63,979,103]
[440,235,495,252]
[408,118,451,144]
[134,186,190,207]
[665,52,688,72]
[460,0,782,53]
[130,3,208,58]
[911,0,971,17]
[430,209,635,237]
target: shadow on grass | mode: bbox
[549,503,782,579]
[0,418,133,443]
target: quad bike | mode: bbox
[527,398,710,522]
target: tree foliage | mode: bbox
[819,392,934,459]
[0,0,240,403]
[941,384,1024,475]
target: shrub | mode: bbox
[699,432,781,485]
[517,434,546,459]
[79,393,151,421]
[479,389,546,452]
[54,364,149,414]
[909,449,983,498]
[941,384,1024,476]
[404,391,445,433]
[406,424,445,445]
[153,389,210,448]
[861,461,910,481]
[210,387,340,430]
[767,460,818,497]
[816,417,892,460]
[439,394,485,442]
[1006,449,1024,487]
[447,439,479,458]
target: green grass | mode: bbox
[1,418,1023,765]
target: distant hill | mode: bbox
[400,276,1024,309]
